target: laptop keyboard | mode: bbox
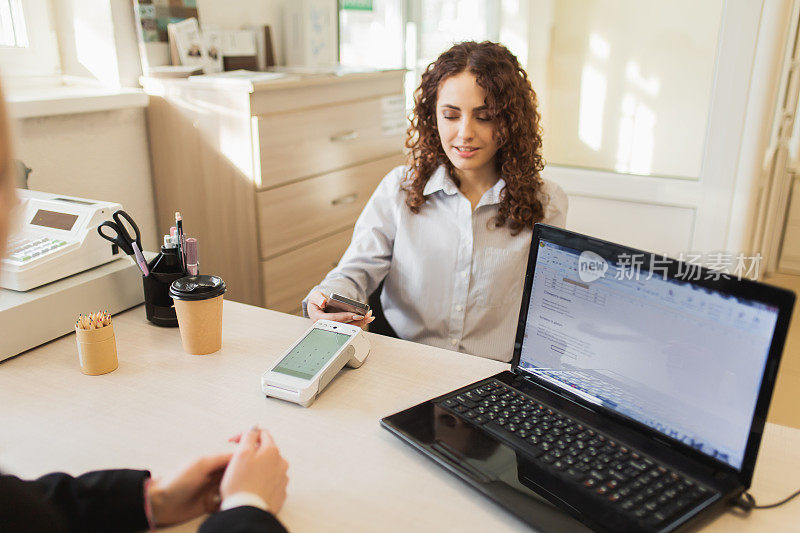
[438,379,716,530]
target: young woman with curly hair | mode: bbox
[304,41,567,362]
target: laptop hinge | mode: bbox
[514,368,540,384]
[513,369,605,415]
[512,367,535,378]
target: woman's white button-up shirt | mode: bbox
[304,165,568,362]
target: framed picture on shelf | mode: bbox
[169,18,207,70]
[133,0,200,69]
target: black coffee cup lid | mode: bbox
[169,275,226,301]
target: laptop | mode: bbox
[381,224,795,532]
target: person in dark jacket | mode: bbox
[0,427,289,532]
[0,79,289,532]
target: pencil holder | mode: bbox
[75,323,118,375]
[142,272,184,327]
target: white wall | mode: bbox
[13,107,158,251]
[526,0,554,114]
[540,0,723,179]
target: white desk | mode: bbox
[0,300,797,531]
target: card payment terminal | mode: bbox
[262,320,371,407]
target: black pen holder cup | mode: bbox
[142,272,185,327]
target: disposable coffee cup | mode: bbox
[169,275,227,355]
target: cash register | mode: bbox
[0,189,123,291]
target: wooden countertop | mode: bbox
[142,68,406,93]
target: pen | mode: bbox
[175,212,185,270]
[131,242,150,276]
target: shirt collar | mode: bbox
[423,165,459,196]
[422,165,506,207]
[478,176,507,208]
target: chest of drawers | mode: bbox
[143,70,406,312]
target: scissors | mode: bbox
[97,210,142,257]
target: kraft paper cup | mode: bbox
[173,295,224,355]
[169,275,227,355]
[75,324,118,375]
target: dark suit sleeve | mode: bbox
[199,506,288,533]
[0,469,150,533]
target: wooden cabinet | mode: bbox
[143,70,405,312]
[261,228,354,315]
[256,156,400,257]
[255,98,402,188]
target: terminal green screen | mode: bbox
[273,329,350,380]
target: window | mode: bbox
[338,0,516,110]
[0,0,60,79]
[0,0,28,47]
[339,0,404,69]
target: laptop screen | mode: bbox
[518,238,780,471]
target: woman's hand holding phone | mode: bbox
[307,290,374,329]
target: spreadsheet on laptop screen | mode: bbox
[519,240,780,470]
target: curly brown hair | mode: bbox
[403,41,545,234]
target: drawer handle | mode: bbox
[329,130,359,142]
[331,193,358,206]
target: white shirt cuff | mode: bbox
[220,491,270,513]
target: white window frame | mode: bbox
[0,0,60,79]
[1,0,29,47]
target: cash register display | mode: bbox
[30,209,79,231]
[272,328,350,380]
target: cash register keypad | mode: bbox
[4,237,70,264]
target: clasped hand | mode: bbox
[147,427,288,527]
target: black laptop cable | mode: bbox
[733,487,800,511]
